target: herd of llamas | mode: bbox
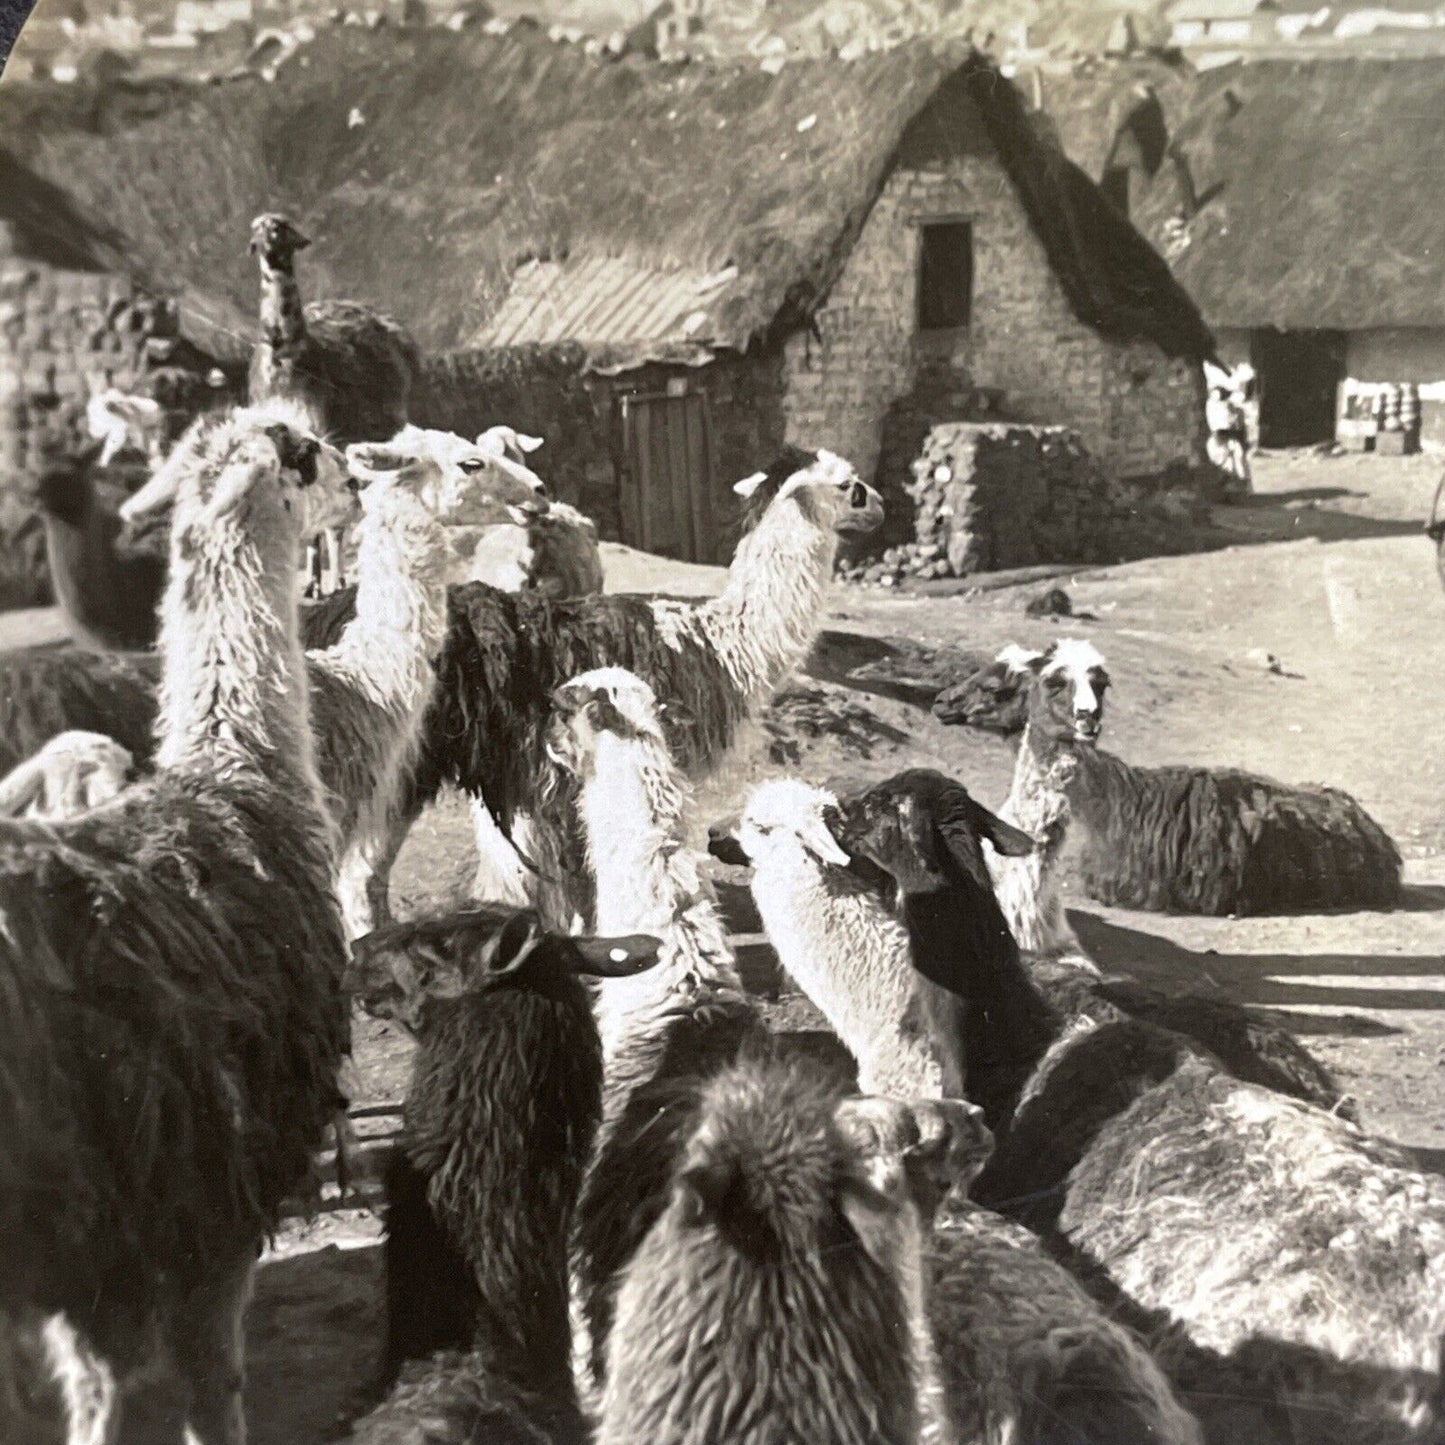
[0,212,1438,1445]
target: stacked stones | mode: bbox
[838,421,1206,588]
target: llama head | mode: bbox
[345,904,661,1035]
[833,1095,994,1225]
[733,446,883,537]
[670,1059,906,1266]
[545,665,667,777]
[1027,638,1111,746]
[722,776,854,874]
[249,212,311,267]
[932,643,1044,732]
[86,388,165,466]
[844,769,1036,895]
[124,398,352,541]
[350,426,548,532]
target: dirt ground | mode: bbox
[76,448,1443,1442]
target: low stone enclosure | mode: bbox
[837,421,1210,587]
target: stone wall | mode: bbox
[781,158,1206,497]
[418,344,787,564]
[0,225,219,608]
[840,421,1208,584]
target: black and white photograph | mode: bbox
[0,0,1442,1436]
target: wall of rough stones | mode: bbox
[781,158,1205,495]
[417,344,787,564]
[841,421,1209,585]
[0,226,181,606]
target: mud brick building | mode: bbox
[0,28,1211,572]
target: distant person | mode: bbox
[1205,363,1252,498]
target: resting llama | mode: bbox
[343,907,659,1445]
[843,779,1445,1445]
[0,399,354,1445]
[836,1095,1205,1445]
[987,639,1402,921]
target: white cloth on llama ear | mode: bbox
[733,471,768,498]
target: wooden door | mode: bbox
[618,390,717,564]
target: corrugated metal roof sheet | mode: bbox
[473,256,740,351]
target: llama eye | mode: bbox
[458,458,486,475]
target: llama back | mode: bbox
[1073,750,1401,914]
[0,771,346,1358]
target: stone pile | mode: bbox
[838,421,1207,588]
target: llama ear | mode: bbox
[963,798,1036,859]
[478,909,543,976]
[733,471,767,499]
[674,1157,737,1227]
[569,932,663,977]
[345,442,408,478]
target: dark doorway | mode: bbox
[1251,329,1345,447]
[917,221,974,331]
[617,389,719,563]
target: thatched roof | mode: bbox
[1026,55,1193,179]
[1131,58,1445,329]
[0,28,1210,363]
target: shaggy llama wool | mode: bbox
[0,399,354,1445]
[546,666,764,1387]
[598,1056,920,1445]
[343,907,659,1445]
[715,775,940,1097]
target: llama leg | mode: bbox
[174,1254,255,1445]
[41,1314,119,1445]
[357,794,423,933]
[469,798,532,908]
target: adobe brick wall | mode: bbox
[781,159,1206,490]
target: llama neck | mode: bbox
[259,257,308,353]
[310,494,450,720]
[154,514,319,804]
[580,733,740,1052]
[1002,722,1078,836]
[994,723,1081,958]
[700,498,836,702]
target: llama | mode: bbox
[545,666,766,1386]
[836,1095,1205,1445]
[353,444,882,929]
[987,1034,1445,1445]
[300,430,546,940]
[712,775,941,1097]
[846,768,1353,1123]
[27,415,165,651]
[0,731,132,819]
[930,642,1041,733]
[845,777,1444,1443]
[999,638,1402,920]
[598,1055,922,1445]
[249,212,422,595]
[0,399,355,1445]
[838,771,1056,1131]
[342,906,660,1444]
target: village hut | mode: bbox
[1132,57,1445,449]
[0,29,1210,581]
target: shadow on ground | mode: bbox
[1074,912,1445,1022]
